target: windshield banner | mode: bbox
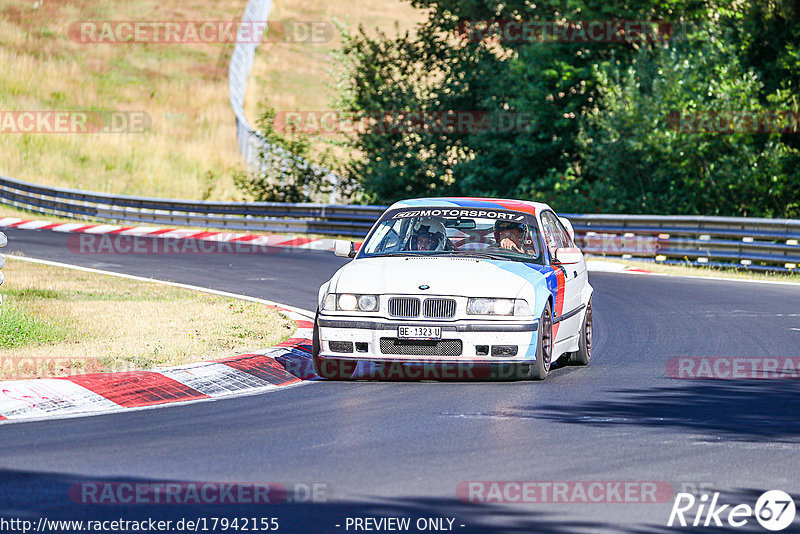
[388,208,530,222]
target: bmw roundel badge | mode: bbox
[419,284,430,290]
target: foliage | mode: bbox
[233,106,335,203]
[332,0,800,217]
[577,24,800,216]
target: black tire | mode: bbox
[527,302,553,380]
[312,312,356,380]
[569,298,592,366]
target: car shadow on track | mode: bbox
[0,468,641,534]
[522,379,800,442]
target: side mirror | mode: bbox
[553,247,582,265]
[333,240,356,258]
[558,217,575,242]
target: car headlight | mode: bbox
[467,298,531,316]
[513,299,533,316]
[323,293,380,312]
[357,295,378,312]
[338,294,358,311]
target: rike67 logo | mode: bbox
[668,490,796,531]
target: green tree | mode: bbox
[336,0,800,216]
[576,22,800,217]
[337,0,711,203]
[234,106,334,203]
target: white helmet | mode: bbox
[411,219,447,251]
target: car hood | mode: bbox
[330,256,537,298]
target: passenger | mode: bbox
[494,220,537,256]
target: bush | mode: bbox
[577,25,800,217]
[234,106,335,203]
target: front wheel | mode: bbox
[526,302,553,380]
[569,298,592,366]
[312,312,356,380]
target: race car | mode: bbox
[313,197,593,380]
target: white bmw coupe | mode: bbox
[314,197,593,380]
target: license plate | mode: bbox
[397,326,442,340]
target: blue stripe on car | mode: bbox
[482,260,556,359]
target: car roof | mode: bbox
[388,197,552,216]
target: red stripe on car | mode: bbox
[552,267,566,338]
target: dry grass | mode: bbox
[248,0,423,163]
[0,256,295,379]
[248,0,421,116]
[0,0,423,200]
[1,0,254,200]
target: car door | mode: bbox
[540,211,585,341]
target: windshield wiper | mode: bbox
[368,250,521,261]
[451,251,510,260]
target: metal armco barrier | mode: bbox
[563,214,800,272]
[1,174,799,271]
[0,175,382,237]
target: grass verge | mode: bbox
[0,0,421,200]
[248,0,422,128]
[589,257,800,284]
[0,0,251,200]
[0,256,295,380]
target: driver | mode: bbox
[409,219,448,251]
[494,220,537,256]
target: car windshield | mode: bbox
[359,207,544,264]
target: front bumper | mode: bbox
[317,314,540,364]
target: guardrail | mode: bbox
[564,214,800,272]
[1,174,798,271]
[0,175,382,236]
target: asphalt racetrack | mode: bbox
[2,228,800,533]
